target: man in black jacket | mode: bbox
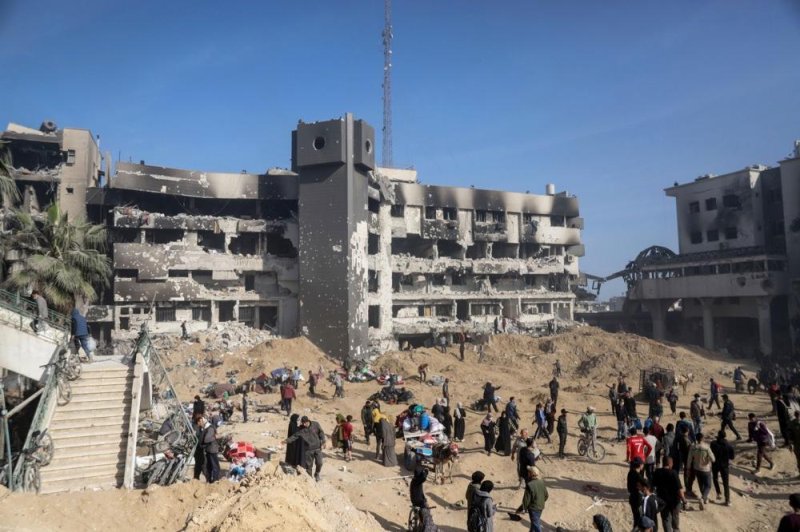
[720,395,742,440]
[627,458,646,530]
[638,479,663,532]
[284,415,327,481]
[653,457,685,532]
[483,382,501,413]
[199,416,220,483]
[556,409,568,459]
[710,430,735,505]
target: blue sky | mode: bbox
[2,1,799,296]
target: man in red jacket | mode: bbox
[626,427,653,464]
[281,382,297,415]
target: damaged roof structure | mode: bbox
[1,114,585,361]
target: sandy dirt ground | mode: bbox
[1,327,797,531]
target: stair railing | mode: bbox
[123,325,197,488]
[8,343,65,490]
[0,289,70,343]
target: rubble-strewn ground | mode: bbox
[1,327,797,531]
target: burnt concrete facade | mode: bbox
[2,115,584,361]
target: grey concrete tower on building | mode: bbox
[292,114,375,362]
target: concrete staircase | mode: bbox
[40,360,134,494]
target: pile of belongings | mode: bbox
[209,383,236,399]
[271,367,290,382]
[347,362,377,382]
[377,373,404,386]
[228,457,265,481]
[250,372,277,394]
[223,440,257,463]
[369,384,414,405]
[396,403,443,438]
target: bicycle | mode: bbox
[40,360,72,406]
[577,431,606,462]
[0,430,54,492]
[59,348,82,381]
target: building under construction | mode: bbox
[1,115,584,361]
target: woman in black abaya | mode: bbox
[494,411,512,456]
[285,413,306,468]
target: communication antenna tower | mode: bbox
[382,0,393,168]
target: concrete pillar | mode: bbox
[699,298,714,351]
[756,297,773,356]
[643,300,669,341]
[210,301,219,325]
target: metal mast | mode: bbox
[381,0,393,168]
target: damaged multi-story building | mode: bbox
[624,141,800,357]
[1,114,584,361]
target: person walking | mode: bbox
[516,466,548,532]
[308,368,318,397]
[689,432,715,509]
[458,330,466,361]
[653,457,685,532]
[199,416,220,483]
[454,402,466,442]
[495,411,512,456]
[469,480,496,532]
[481,414,497,456]
[284,413,306,469]
[482,382,500,413]
[749,415,775,473]
[193,395,206,421]
[280,381,296,415]
[284,415,327,481]
[690,394,705,437]
[466,470,485,524]
[533,403,551,443]
[777,395,792,447]
[708,378,722,410]
[181,320,189,340]
[506,396,521,434]
[30,290,48,333]
[549,377,560,405]
[193,419,206,480]
[556,409,568,459]
[442,378,450,404]
[70,306,94,363]
[666,388,678,415]
[608,384,618,417]
[643,426,660,483]
[361,400,374,444]
[615,397,628,441]
[378,415,398,466]
[626,427,653,465]
[340,415,354,462]
[710,430,734,506]
[788,411,800,476]
[638,480,662,532]
[333,372,345,398]
[733,366,746,393]
[720,394,741,440]
[627,458,647,529]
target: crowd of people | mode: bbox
[148,312,800,532]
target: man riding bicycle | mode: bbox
[578,406,598,452]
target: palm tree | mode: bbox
[0,140,19,204]
[3,204,111,312]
